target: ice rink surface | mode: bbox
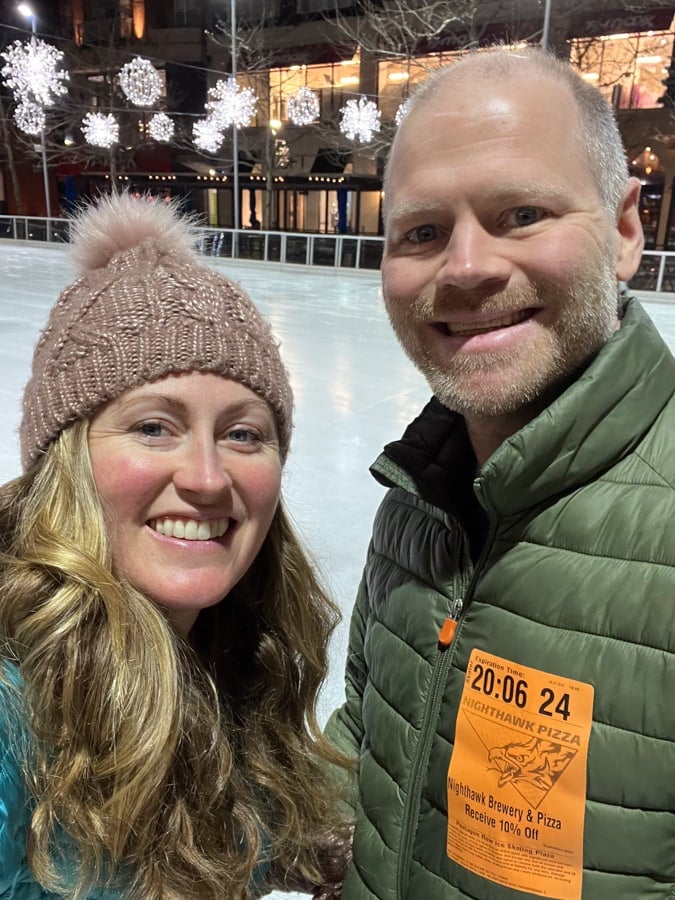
[1,240,674,898]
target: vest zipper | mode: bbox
[396,633,454,898]
[395,531,470,899]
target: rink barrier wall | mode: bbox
[1,215,674,291]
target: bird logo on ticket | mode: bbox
[447,649,594,900]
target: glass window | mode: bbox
[171,0,203,27]
[266,52,361,124]
[377,44,529,122]
[570,15,674,109]
[377,56,440,121]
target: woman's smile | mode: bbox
[148,515,232,541]
[88,371,282,634]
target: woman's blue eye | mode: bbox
[228,428,261,443]
[137,421,165,437]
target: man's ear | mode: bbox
[615,177,645,283]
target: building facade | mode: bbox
[0,0,674,247]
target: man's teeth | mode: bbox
[446,309,531,336]
[150,517,229,540]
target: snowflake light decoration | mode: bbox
[193,117,224,154]
[14,99,45,135]
[205,78,258,129]
[395,97,413,127]
[287,86,320,126]
[81,112,119,148]
[119,56,162,107]
[148,112,174,142]
[0,38,68,109]
[339,96,381,143]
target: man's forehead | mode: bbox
[387,71,579,176]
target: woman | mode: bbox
[0,194,350,899]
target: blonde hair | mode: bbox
[0,420,348,898]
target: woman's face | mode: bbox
[88,371,282,636]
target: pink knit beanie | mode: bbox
[20,193,293,470]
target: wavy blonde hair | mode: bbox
[0,420,348,898]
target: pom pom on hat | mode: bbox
[20,193,293,470]
[70,192,197,275]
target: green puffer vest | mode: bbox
[326,299,675,900]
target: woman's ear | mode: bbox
[615,177,645,283]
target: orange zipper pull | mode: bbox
[439,617,457,648]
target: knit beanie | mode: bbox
[20,193,293,471]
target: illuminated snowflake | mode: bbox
[119,57,162,107]
[287,86,320,126]
[205,78,258,129]
[395,96,413,126]
[81,112,119,148]
[14,99,45,135]
[193,117,224,153]
[0,38,68,108]
[147,112,174,142]
[339,96,381,143]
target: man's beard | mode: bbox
[385,256,620,421]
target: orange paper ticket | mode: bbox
[447,649,594,899]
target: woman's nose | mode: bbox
[172,438,232,500]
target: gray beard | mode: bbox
[387,259,619,421]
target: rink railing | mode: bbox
[1,215,675,290]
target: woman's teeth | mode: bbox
[150,517,229,540]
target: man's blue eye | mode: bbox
[513,207,542,227]
[409,225,437,243]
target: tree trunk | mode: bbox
[0,95,24,215]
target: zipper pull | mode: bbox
[438,617,457,649]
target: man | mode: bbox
[326,48,674,899]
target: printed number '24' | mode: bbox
[539,688,571,721]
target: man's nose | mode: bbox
[172,437,232,500]
[435,218,512,292]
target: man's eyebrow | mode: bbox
[480,182,570,202]
[385,199,444,223]
[385,184,570,223]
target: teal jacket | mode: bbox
[0,666,41,899]
[326,299,675,898]
[0,663,274,898]
[1,666,264,897]
[0,664,123,899]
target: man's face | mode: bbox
[382,73,641,421]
